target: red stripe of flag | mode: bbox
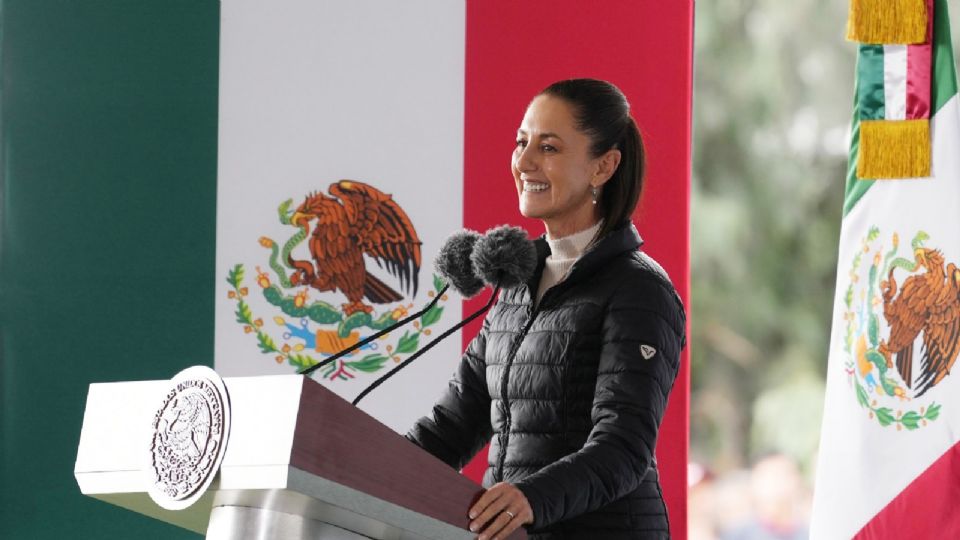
[462,1,693,537]
[855,442,960,539]
[906,0,934,120]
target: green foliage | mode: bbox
[322,364,337,378]
[434,273,445,294]
[226,263,451,383]
[750,374,825,464]
[875,408,895,427]
[262,285,342,323]
[228,264,244,289]
[926,403,941,421]
[348,354,390,373]
[855,381,869,407]
[853,383,938,430]
[397,331,419,354]
[421,305,444,328]
[900,411,921,430]
[235,300,253,325]
[287,353,317,370]
[256,332,278,354]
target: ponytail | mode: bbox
[539,79,645,240]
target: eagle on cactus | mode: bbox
[287,180,422,316]
[880,235,960,397]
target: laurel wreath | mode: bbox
[842,226,941,430]
[227,264,448,380]
[853,380,941,430]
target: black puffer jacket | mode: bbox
[407,223,685,539]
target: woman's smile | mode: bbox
[511,95,605,238]
[522,180,549,193]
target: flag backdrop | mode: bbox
[1,1,692,538]
[812,0,960,537]
[213,0,469,433]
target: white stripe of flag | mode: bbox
[883,45,909,120]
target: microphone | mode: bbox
[435,229,486,298]
[298,229,486,377]
[352,225,537,406]
[469,224,540,290]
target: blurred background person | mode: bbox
[719,455,810,540]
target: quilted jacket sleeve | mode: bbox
[514,274,685,528]
[405,321,493,470]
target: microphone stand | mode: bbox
[352,281,502,406]
[299,283,451,377]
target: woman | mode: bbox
[407,79,686,539]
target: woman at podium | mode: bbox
[407,78,685,540]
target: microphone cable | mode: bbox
[352,280,502,406]
[299,229,485,377]
[298,283,450,377]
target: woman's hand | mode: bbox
[468,482,534,540]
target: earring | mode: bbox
[590,186,599,205]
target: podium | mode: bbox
[75,373,525,539]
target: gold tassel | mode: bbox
[858,119,930,179]
[847,0,929,44]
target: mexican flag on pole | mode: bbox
[812,0,960,537]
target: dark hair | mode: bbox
[539,78,645,240]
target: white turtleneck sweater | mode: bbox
[535,221,603,304]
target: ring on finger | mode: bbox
[504,509,515,519]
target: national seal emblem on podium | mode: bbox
[148,366,232,510]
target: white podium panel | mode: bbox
[75,374,522,540]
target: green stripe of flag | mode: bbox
[857,45,886,121]
[932,0,958,112]
[844,74,866,217]
[0,2,219,538]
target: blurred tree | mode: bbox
[691,0,851,473]
[692,0,960,475]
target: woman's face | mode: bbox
[512,95,617,237]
